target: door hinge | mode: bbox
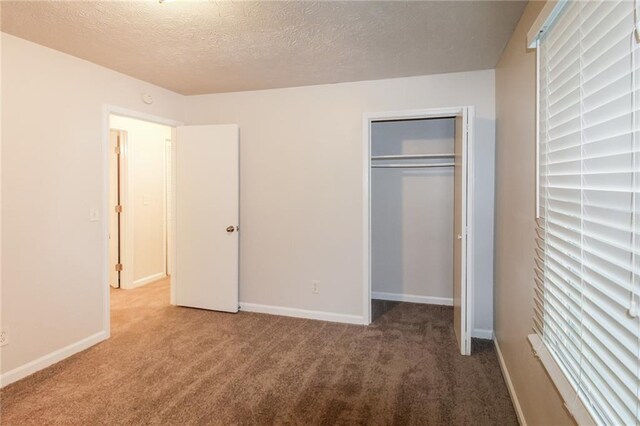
[115,145,121,155]
[115,205,123,213]
[115,263,123,272]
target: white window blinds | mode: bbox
[536,1,640,425]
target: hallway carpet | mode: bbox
[1,279,517,425]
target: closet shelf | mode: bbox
[372,163,454,169]
[371,154,454,160]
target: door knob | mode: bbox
[226,226,235,233]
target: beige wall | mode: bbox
[1,33,184,377]
[494,2,573,425]
[186,69,496,334]
[110,115,171,288]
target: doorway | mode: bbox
[103,107,241,338]
[108,114,173,291]
[363,107,474,355]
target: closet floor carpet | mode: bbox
[1,279,517,425]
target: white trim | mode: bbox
[371,291,453,306]
[160,136,168,280]
[0,331,108,388]
[107,106,183,128]
[164,138,172,276]
[528,334,596,426]
[131,272,167,289]
[240,302,366,325]
[494,338,527,426]
[102,109,114,338]
[363,107,467,122]
[471,328,493,339]
[102,105,183,342]
[362,106,475,357]
[169,128,177,305]
[464,106,476,356]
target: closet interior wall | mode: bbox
[371,118,455,305]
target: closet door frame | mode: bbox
[362,106,475,354]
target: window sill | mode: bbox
[527,334,597,426]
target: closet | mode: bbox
[366,108,472,355]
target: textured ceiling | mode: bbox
[1,1,527,95]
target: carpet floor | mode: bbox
[1,278,517,425]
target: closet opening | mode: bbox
[363,107,474,355]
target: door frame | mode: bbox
[165,137,173,278]
[108,128,126,289]
[108,128,131,290]
[101,105,183,338]
[362,106,475,353]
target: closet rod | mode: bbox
[372,163,454,169]
[371,154,454,160]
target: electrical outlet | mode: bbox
[312,280,320,294]
[0,328,9,347]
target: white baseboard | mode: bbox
[240,302,365,325]
[494,337,527,426]
[472,328,494,339]
[371,291,453,306]
[129,272,166,289]
[0,330,108,388]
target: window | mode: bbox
[535,1,640,424]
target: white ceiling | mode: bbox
[1,1,527,95]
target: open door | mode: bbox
[108,129,122,289]
[453,112,471,355]
[174,124,239,312]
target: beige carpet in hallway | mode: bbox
[1,278,517,425]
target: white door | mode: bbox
[174,124,239,312]
[453,112,471,355]
[108,130,121,288]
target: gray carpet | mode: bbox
[1,278,517,425]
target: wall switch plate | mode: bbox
[312,280,320,294]
[0,328,9,347]
[89,208,100,222]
